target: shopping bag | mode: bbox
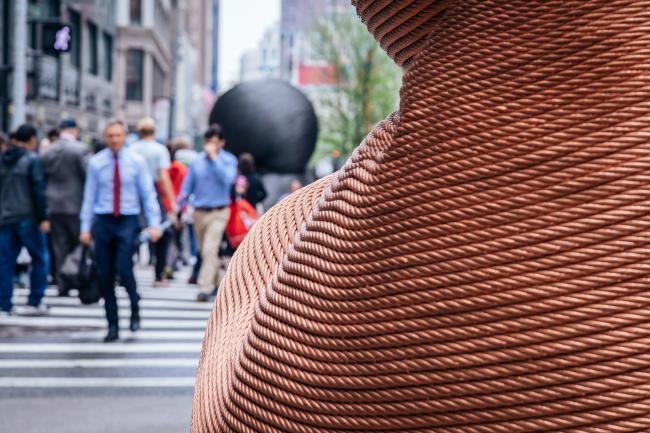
[226,198,259,248]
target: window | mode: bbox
[152,58,165,99]
[86,21,98,75]
[102,32,112,81]
[129,0,141,25]
[68,9,81,68]
[28,0,59,19]
[126,49,144,101]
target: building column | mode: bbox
[143,50,153,116]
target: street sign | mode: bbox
[42,23,72,55]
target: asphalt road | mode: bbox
[0,267,210,433]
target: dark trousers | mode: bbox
[49,214,80,291]
[92,215,140,327]
[0,221,49,311]
[152,230,171,281]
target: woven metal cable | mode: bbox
[192,1,650,431]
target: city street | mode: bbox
[0,267,208,433]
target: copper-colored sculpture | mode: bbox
[193,1,650,431]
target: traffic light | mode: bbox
[42,22,72,56]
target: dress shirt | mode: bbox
[80,147,161,232]
[178,150,237,209]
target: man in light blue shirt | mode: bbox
[80,119,161,342]
[178,124,237,301]
[129,117,177,286]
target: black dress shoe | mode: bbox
[104,326,119,343]
[130,313,141,332]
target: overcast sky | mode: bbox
[218,0,280,91]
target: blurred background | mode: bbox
[0,1,402,432]
[0,0,401,178]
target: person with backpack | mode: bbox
[0,124,50,316]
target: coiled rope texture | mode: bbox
[192,1,650,431]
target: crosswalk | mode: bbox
[0,267,210,395]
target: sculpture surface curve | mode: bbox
[193,1,650,431]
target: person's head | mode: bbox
[234,174,249,195]
[238,152,256,175]
[136,117,156,139]
[47,128,59,142]
[170,138,189,160]
[203,124,225,153]
[289,179,302,194]
[103,119,128,153]
[58,118,78,139]
[13,124,38,151]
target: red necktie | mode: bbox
[113,153,121,217]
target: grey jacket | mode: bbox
[41,138,90,215]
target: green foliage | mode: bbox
[310,9,401,160]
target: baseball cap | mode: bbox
[59,118,78,129]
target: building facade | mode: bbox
[114,0,174,138]
[173,0,219,141]
[114,0,216,142]
[279,0,348,84]
[1,0,116,138]
[239,24,280,83]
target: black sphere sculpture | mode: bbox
[209,79,318,174]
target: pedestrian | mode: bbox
[39,128,59,154]
[79,119,161,342]
[164,139,190,276]
[236,153,267,209]
[41,118,91,296]
[129,118,177,287]
[278,179,303,202]
[178,124,237,302]
[0,124,50,316]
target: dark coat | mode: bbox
[0,145,48,226]
[242,173,267,207]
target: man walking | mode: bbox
[178,124,237,302]
[41,118,90,296]
[80,120,161,342]
[129,117,177,286]
[0,124,50,316]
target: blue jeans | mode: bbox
[0,221,49,311]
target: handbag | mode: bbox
[61,245,101,305]
[225,198,259,249]
[77,246,101,305]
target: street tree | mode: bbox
[311,9,402,160]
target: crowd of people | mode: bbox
[0,116,303,342]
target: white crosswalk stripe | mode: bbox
[0,378,196,388]
[0,267,209,391]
